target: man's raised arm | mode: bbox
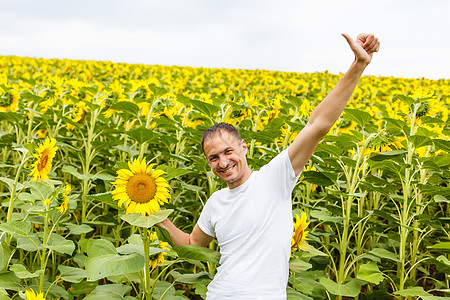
[288,33,380,176]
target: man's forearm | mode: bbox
[307,60,368,134]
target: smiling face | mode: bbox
[203,130,252,189]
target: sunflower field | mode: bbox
[0,55,449,300]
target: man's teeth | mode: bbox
[222,165,234,173]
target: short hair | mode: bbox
[201,123,242,154]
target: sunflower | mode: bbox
[25,289,46,300]
[30,137,58,181]
[36,129,47,138]
[291,212,310,254]
[57,184,71,214]
[149,232,170,269]
[112,158,171,216]
[0,89,19,112]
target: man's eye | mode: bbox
[225,150,232,154]
[210,157,217,162]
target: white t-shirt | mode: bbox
[197,149,300,299]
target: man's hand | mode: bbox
[342,33,380,65]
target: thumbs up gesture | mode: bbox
[342,33,380,65]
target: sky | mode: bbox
[0,0,449,80]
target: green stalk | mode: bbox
[409,148,429,282]
[398,104,419,294]
[248,110,262,159]
[81,108,100,223]
[142,228,151,299]
[149,258,180,296]
[39,209,49,293]
[7,154,30,222]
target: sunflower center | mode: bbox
[126,173,157,204]
[38,152,50,171]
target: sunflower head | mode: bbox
[291,212,310,254]
[56,184,71,214]
[112,158,171,216]
[25,289,46,300]
[30,137,58,181]
[0,89,19,112]
[149,232,170,269]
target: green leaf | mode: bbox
[62,165,92,181]
[149,84,167,97]
[0,111,22,123]
[117,244,164,257]
[301,244,328,257]
[173,244,220,264]
[127,126,159,144]
[286,287,314,300]
[45,234,75,255]
[169,270,212,284]
[155,227,173,245]
[157,165,193,181]
[0,243,11,271]
[432,139,450,152]
[87,239,118,257]
[319,277,361,297]
[436,255,450,268]
[87,192,118,209]
[0,177,24,193]
[58,265,87,283]
[0,272,21,291]
[69,280,97,297]
[357,262,384,284]
[343,108,372,127]
[311,209,344,223]
[368,150,407,161]
[394,94,414,106]
[16,233,42,251]
[186,99,220,118]
[421,296,450,300]
[92,173,116,181]
[66,223,94,235]
[9,264,43,279]
[110,101,140,116]
[289,258,313,273]
[151,280,177,300]
[0,221,31,237]
[429,242,450,251]
[120,210,173,228]
[434,195,450,203]
[85,254,145,281]
[369,248,400,262]
[408,135,432,148]
[29,180,57,200]
[83,283,132,300]
[302,171,334,186]
[393,286,432,297]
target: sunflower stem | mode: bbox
[39,206,49,293]
[7,153,30,223]
[142,227,152,298]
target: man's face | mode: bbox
[203,130,250,189]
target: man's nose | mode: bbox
[218,156,228,168]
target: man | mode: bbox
[157,33,380,299]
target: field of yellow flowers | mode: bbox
[0,55,449,299]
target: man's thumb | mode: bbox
[342,33,357,51]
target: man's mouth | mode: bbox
[220,164,235,174]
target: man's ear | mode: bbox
[241,140,248,155]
